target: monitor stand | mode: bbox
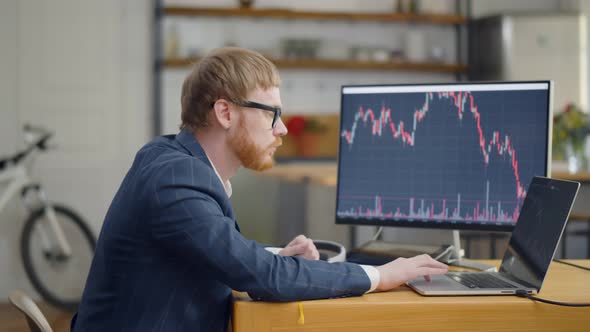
[443,230,497,272]
[349,228,497,272]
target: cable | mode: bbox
[515,290,590,307]
[371,227,383,242]
[552,259,590,271]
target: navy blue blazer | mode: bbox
[72,128,370,332]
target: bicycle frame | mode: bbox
[0,157,72,257]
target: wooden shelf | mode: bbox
[164,57,467,74]
[163,6,466,25]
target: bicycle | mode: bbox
[0,124,96,311]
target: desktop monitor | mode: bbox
[336,81,552,233]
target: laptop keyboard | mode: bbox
[447,273,517,289]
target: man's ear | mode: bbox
[212,99,233,130]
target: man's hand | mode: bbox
[375,254,448,291]
[278,235,320,260]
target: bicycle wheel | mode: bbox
[21,204,96,311]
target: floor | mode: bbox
[0,302,72,332]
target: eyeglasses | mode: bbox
[235,101,282,129]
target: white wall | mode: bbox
[0,0,28,300]
[0,2,19,158]
[0,0,151,299]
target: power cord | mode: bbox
[514,259,590,306]
[552,259,590,271]
[515,290,590,307]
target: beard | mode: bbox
[229,117,282,171]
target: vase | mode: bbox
[238,0,254,8]
[565,139,589,173]
[295,133,320,158]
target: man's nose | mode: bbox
[274,117,288,136]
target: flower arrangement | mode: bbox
[285,115,328,157]
[553,104,590,171]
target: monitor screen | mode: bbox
[335,81,552,232]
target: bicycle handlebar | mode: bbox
[24,124,53,148]
[5,125,55,166]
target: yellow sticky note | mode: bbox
[297,302,305,325]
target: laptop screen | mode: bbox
[499,177,579,289]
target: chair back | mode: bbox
[8,290,53,332]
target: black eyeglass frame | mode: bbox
[235,101,282,129]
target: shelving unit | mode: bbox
[160,6,468,74]
[163,6,466,25]
[153,1,470,136]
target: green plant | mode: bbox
[552,104,590,160]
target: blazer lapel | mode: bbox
[174,128,241,232]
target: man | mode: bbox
[72,47,447,331]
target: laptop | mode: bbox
[407,176,580,296]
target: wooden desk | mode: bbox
[233,260,590,331]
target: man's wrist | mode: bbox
[359,265,380,293]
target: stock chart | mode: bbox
[336,86,549,227]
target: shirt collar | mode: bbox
[206,154,233,198]
[175,128,232,198]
